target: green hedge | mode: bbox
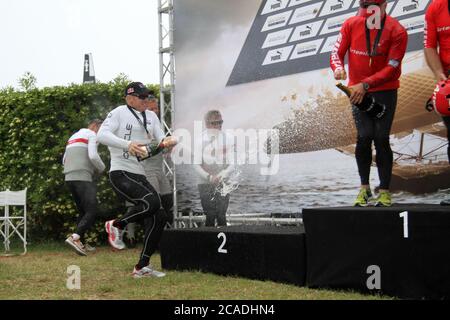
[0,82,159,244]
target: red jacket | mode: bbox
[330,13,408,92]
[424,0,450,74]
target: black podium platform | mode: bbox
[160,225,306,286]
[303,204,450,299]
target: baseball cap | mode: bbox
[124,82,150,97]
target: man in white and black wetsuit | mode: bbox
[98,82,177,278]
[124,94,174,247]
[63,119,105,256]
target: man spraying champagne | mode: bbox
[330,0,408,207]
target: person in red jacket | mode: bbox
[330,0,408,207]
[424,0,450,206]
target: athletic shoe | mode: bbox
[105,220,126,250]
[440,198,450,206]
[354,188,373,207]
[132,266,166,278]
[65,236,87,256]
[84,243,96,253]
[375,191,392,207]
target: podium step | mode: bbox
[303,204,450,299]
[160,225,306,286]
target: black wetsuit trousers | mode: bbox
[352,90,397,190]
[109,170,167,268]
[66,181,98,240]
[66,181,97,241]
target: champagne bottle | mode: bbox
[336,83,386,119]
[136,142,164,162]
[136,136,177,162]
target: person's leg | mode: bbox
[216,192,230,227]
[109,171,167,273]
[161,193,174,226]
[66,181,86,233]
[199,184,216,227]
[443,116,450,162]
[106,171,160,250]
[373,90,397,191]
[136,209,167,270]
[109,171,161,228]
[65,181,88,255]
[352,105,375,206]
[352,106,375,186]
[158,172,174,226]
[74,181,98,240]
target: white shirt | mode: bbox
[97,105,165,175]
[63,128,105,181]
[194,129,236,183]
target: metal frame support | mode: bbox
[158,0,179,228]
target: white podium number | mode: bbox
[217,232,228,254]
[399,211,409,239]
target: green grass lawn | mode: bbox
[0,242,392,300]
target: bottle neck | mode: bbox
[336,83,352,98]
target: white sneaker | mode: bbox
[105,220,126,250]
[65,236,87,256]
[132,266,166,278]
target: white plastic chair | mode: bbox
[0,188,27,256]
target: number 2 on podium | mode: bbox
[399,211,409,238]
[217,232,228,253]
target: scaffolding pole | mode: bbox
[158,0,179,227]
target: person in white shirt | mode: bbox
[143,95,174,221]
[97,82,177,278]
[195,110,235,227]
[63,119,105,256]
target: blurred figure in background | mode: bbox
[195,110,235,227]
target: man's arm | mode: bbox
[424,4,446,81]
[425,48,446,81]
[97,111,130,149]
[330,20,351,80]
[216,135,237,182]
[88,134,106,173]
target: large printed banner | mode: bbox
[228,0,429,86]
[173,0,446,213]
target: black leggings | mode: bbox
[109,170,167,268]
[443,116,450,162]
[66,181,98,240]
[352,90,397,190]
